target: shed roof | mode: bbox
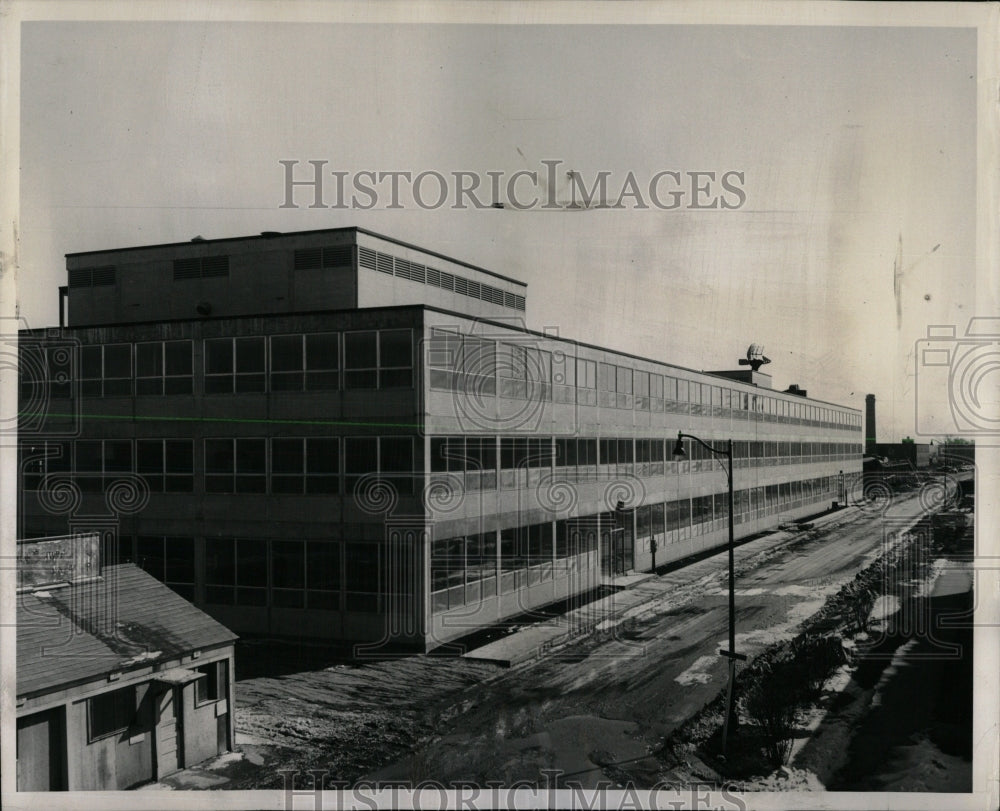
[17,563,237,698]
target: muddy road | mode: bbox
[233,494,933,789]
[366,494,931,787]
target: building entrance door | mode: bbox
[155,687,182,778]
[16,707,66,791]
[600,527,627,576]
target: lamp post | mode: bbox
[671,431,746,756]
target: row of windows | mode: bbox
[431,435,862,473]
[430,475,839,612]
[20,329,414,398]
[22,439,195,493]
[358,246,526,311]
[21,436,417,496]
[22,433,857,498]
[105,535,408,614]
[428,329,861,431]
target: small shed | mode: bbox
[16,534,238,791]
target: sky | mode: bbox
[16,17,982,443]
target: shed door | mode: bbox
[16,708,66,791]
[155,687,182,778]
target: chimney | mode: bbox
[865,394,877,453]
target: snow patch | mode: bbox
[869,595,900,624]
[674,655,717,685]
[917,558,951,597]
[205,751,245,770]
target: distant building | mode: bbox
[16,533,237,791]
[18,227,864,651]
[874,442,930,469]
[938,443,975,465]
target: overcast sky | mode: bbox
[18,19,980,442]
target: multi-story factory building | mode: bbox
[18,227,863,650]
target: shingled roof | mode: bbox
[18,563,237,698]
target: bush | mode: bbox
[788,634,847,699]
[743,660,798,768]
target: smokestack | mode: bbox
[865,394,877,453]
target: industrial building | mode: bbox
[18,227,864,651]
[16,533,237,791]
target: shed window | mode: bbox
[88,686,136,741]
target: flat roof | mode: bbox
[65,226,527,287]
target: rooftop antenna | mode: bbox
[738,343,771,373]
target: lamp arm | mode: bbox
[676,432,733,483]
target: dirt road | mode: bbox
[232,493,932,789]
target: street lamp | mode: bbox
[671,431,746,756]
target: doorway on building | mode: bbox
[155,686,183,779]
[16,707,67,791]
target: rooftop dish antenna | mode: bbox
[739,343,771,372]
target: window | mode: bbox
[499,344,529,399]
[136,536,195,600]
[649,374,664,411]
[615,366,633,409]
[268,333,340,391]
[461,336,497,396]
[525,348,552,401]
[194,660,227,704]
[72,439,132,492]
[527,523,553,569]
[235,338,265,392]
[344,331,378,389]
[553,352,574,389]
[575,358,597,406]
[205,438,266,493]
[136,440,194,492]
[204,337,265,394]
[500,437,529,470]
[598,363,615,407]
[271,540,305,607]
[203,339,233,394]
[466,531,497,586]
[344,437,378,495]
[634,371,650,410]
[428,328,462,391]
[136,341,193,395]
[89,686,136,741]
[205,537,266,606]
[306,542,340,610]
[379,329,413,388]
[500,528,525,573]
[345,543,380,612]
[78,344,131,397]
[269,335,304,391]
[270,438,340,494]
[103,344,131,396]
[379,437,414,494]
